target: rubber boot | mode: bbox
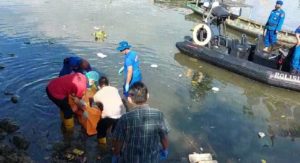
[263,47,269,53]
[63,117,74,131]
[98,137,107,145]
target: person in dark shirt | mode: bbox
[59,57,91,77]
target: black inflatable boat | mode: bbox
[176,36,300,91]
[176,4,300,91]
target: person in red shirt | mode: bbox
[46,73,87,131]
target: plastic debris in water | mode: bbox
[150,64,158,68]
[97,53,107,58]
[178,74,183,77]
[261,159,267,163]
[93,26,100,30]
[72,148,84,156]
[94,30,107,41]
[212,87,219,92]
[281,115,286,118]
[258,132,266,138]
[188,153,216,163]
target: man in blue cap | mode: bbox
[263,0,285,52]
[117,41,142,96]
[59,57,92,77]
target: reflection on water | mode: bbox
[174,52,300,162]
[0,0,300,162]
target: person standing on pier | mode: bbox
[263,0,285,52]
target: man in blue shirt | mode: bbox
[291,26,300,74]
[263,0,285,52]
[116,41,142,96]
[59,57,91,77]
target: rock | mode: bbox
[0,119,20,133]
[0,156,5,162]
[0,64,5,69]
[12,135,30,150]
[0,144,15,155]
[8,53,15,57]
[48,40,55,45]
[6,153,19,163]
[11,95,19,104]
[0,128,7,140]
[18,154,34,163]
[4,91,14,96]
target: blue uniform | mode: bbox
[291,27,300,72]
[59,57,91,76]
[124,51,142,86]
[264,9,285,47]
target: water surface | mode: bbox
[0,0,300,162]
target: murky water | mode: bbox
[0,0,300,162]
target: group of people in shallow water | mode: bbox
[263,0,300,74]
[46,41,169,162]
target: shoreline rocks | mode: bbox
[0,119,33,162]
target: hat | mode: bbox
[86,71,100,84]
[276,0,283,5]
[116,41,131,51]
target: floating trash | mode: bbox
[93,26,100,30]
[281,115,286,118]
[72,148,84,156]
[258,132,266,138]
[212,87,219,92]
[97,53,107,58]
[150,64,158,68]
[188,152,217,163]
[94,30,107,41]
[23,41,31,45]
[178,74,183,77]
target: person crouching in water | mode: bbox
[93,76,126,145]
[59,57,92,77]
[112,82,169,163]
[46,73,88,131]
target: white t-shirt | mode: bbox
[93,86,125,119]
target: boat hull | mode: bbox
[176,41,300,91]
